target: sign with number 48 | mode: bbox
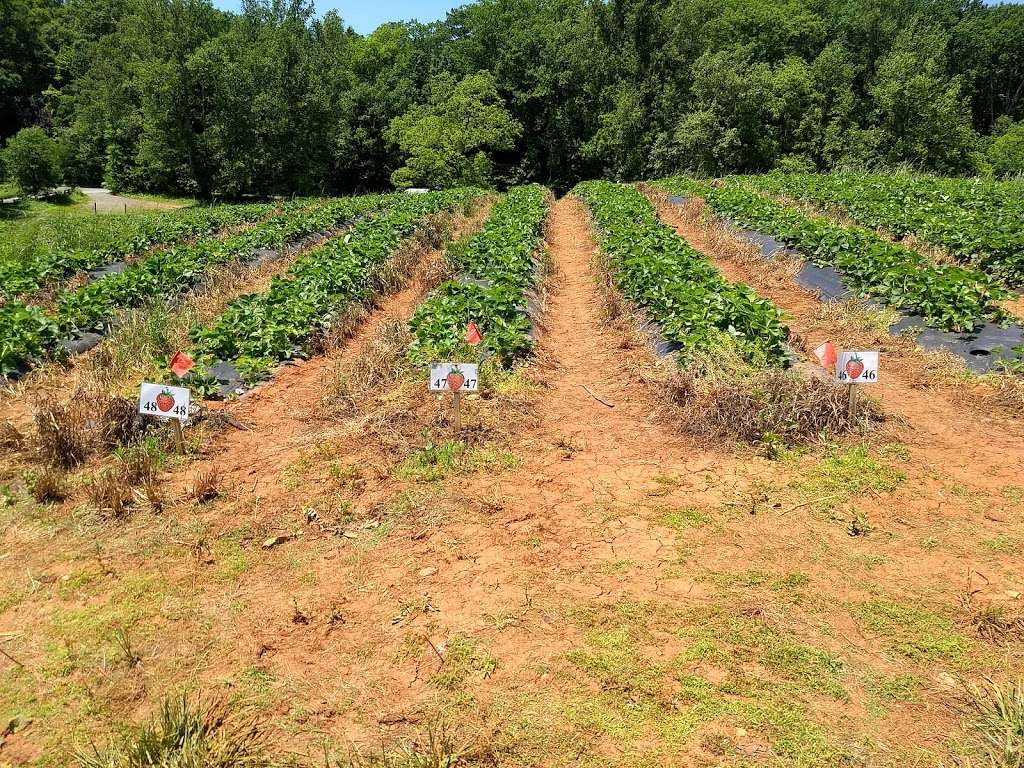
[139,382,191,421]
[836,351,879,384]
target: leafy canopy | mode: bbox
[387,71,521,189]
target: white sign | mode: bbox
[139,382,191,421]
[429,363,479,392]
[836,351,879,384]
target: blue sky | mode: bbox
[214,0,1024,35]
[212,1,464,34]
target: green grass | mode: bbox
[394,440,518,482]
[852,598,969,664]
[560,598,852,765]
[430,636,498,691]
[980,534,1021,555]
[658,505,708,530]
[797,445,905,509]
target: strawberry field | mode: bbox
[661,177,1011,333]
[188,189,477,384]
[745,172,1024,289]
[409,184,549,366]
[1,179,1024,768]
[0,196,383,376]
[0,202,276,300]
[575,181,790,365]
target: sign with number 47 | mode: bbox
[836,351,879,384]
[429,363,479,392]
[139,382,191,421]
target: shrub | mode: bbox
[4,127,61,195]
[990,121,1024,179]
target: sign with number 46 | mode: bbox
[139,382,191,421]
[835,351,879,384]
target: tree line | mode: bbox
[3,0,1024,197]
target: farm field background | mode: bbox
[1,172,1023,768]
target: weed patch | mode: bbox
[853,598,969,664]
[430,636,498,691]
[395,440,518,482]
[660,341,877,446]
[76,694,273,768]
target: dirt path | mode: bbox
[77,187,183,213]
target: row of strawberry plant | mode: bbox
[188,189,479,382]
[0,201,277,299]
[0,196,383,376]
[408,185,549,366]
[575,181,790,366]
[745,172,1024,288]
[662,178,1009,333]
[55,196,381,336]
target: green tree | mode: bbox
[388,71,521,189]
[989,119,1024,177]
[4,126,61,193]
[869,22,979,173]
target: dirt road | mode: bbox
[78,187,183,213]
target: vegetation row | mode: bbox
[408,184,550,366]
[662,178,1010,333]
[573,181,790,366]
[747,172,1024,289]
[187,189,479,385]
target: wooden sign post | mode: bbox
[835,351,879,422]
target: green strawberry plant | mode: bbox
[745,172,1024,289]
[0,201,278,300]
[408,184,549,366]
[574,180,790,367]
[662,177,1009,333]
[186,188,479,384]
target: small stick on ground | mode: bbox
[783,494,845,515]
[581,384,614,408]
[0,646,25,668]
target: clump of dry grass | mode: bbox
[32,384,148,469]
[34,402,91,469]
[31,467,68,503]
[0,419,25,452]
[86,445,159,518]
[190,467,222,504]
[327,721,489,768]
[659,342,880,446]
[323,319,414,417]
[76,694,273,768]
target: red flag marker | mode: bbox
[465,321,482,346]
[169,351,195,378]
[814,340,837,371]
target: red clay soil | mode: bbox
[166,197,746,748]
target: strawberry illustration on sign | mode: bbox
[446,367,466,392]
[155,389,175,412]
[835,351,878,384]
[169,351,194,378]
[814,340,837,370]
[844,353,865,380]
[465,321,482,347]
